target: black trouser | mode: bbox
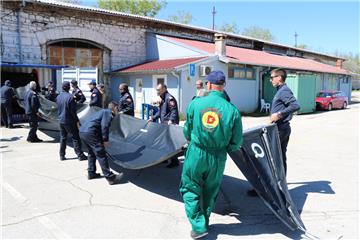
[80,132,112,177]
[27,114,39,141]
[277,123,291,176]
[1,103,13,127]
[59,123,83,157]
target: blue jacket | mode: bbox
[118,92,134,116]
[56,91,79,125]
[89,88,102,107]
[79,109,114,142]
[0,81,15,105]
[72,87,86,103]
[153,91,179,124]
[271,83,300,126]
[24,89,40,115]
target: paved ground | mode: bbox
[1,100,359,239]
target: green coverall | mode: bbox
[180,90,243,234]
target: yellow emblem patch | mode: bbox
[202,111,220,129]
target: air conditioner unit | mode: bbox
[199,65,213,77]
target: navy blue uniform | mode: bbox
[89,88,102,107]
[153,91,179,124]
[56,91,85,158]
[271,83,300,175]
[118,92,134,116]
[72,87,86,104]
[79,109,114,177]
[45,89,58,102]
[1,81,15,127]
[24,89,41,141]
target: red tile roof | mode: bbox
[164,36,348,75]
[118,57,206,73]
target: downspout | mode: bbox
[171,70,181,112]
[16,0,26,63]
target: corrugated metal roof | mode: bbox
[118,57,206,73]
[163,36,349,75]
[30,0,344,61]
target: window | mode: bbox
[228,64,256,80]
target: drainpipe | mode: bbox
[171,70,181,112]
[16,8,22,63]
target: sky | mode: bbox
[83,0,359,55]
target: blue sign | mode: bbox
[189,64,195,77]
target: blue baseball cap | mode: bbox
[88,80,97,86]
[62,81,70,90]
[206,70,226,85]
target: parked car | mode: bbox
[316,91,348,111]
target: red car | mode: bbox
[316,91,348,111]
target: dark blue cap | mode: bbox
[206,70,226,85]
[88,80,96,85]
[62,81,70,90]
[71,79,77,85]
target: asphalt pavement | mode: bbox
[1,101,359,239]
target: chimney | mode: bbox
[336,59,343,69]
[214,33,226,56]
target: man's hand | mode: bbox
[36,112,41,117]
[77,122,80,129]
[147,117,153,123]
[168,120,172,125]
[103,141,109,148]
[270,112,281,123]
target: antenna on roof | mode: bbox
[212,6,216,30]
[294,31,298,47]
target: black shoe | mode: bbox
[78,154,87,161]
[247,189,258,197]
[27,138,43,143]
[106,173,125,185]
[190,230,208,239]
[8,125,14,129]
[60,155,66,161]
[34,138,43,142]
[166,160,179,168]
[88,172,102,180]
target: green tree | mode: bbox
[296,44,307,49]
[218,22,239,34]
[97,0,166,17]
[241,26,275,42]
[168,10,193,24]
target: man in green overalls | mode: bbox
[180,70,243,239]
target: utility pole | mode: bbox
[294,31,298,47]
[212,6,216,30]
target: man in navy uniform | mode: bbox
[24,81,43,142]
[44,81,58,102]
[149,83,180,168]
[88,80,102,107]
[56,81,87,161]
[118,83,134,116]
[1,80,16,128]
[71,79,86,104]
[79,101,124,185]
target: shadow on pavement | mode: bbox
[109,159,335,239]
[0,136,23,142]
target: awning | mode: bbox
[1,62,68,69]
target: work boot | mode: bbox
[247,189,258,197]
[88,172,101,180]
[166,159,179,168]
[190,230,208,239]
[106,173,125,185]
[78,154,87,161]
[60,155,66,161]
